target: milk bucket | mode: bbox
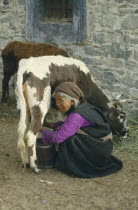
[36,138,56,169]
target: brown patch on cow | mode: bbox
[22,82,30,113]
[24,135,30,149]
[28,144,34,157]
[49,63,110,110]
[23,72,50,102]
[30,106,42,135]
[49,63,91,94]
[24,135,28,146]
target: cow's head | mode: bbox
[106,95,129,138]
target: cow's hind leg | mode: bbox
[25,86,51,173]
[17,109,30,168]
[25,106,43,173]
[1,73,11,103]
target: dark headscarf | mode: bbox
[54,82,86,102]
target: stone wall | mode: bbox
[0,0,26,81]
[0,0,138,116]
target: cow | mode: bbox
[1,41,69,103]
[15,55,128,173]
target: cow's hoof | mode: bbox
[21,163,30,168]
[34,168,41,173]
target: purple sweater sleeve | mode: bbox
[42,113,92,145]
[53,121,64,131]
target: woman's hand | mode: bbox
[40,127,45,133]
[43,120,55,129]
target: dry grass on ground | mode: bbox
[0,96,138,210]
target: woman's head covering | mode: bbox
[54,82,85,102]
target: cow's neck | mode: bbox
[86,79,111,111]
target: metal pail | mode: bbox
[36,138,56,169]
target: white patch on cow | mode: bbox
[39,86,51,119]
[18,56,91,80]
[26,84,39,108]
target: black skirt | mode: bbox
[55,134,123,178]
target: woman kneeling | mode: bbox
[40,82,123,178]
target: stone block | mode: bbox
[121,76,134,87]
[105,56,114,67]
[0,5,10,12]
[65,46,79,56]
[134,51,138,61]
[130,38,138,45]
[134,80,138,89]
[84,46,101,56]
[91,69,103,81]
[84,57,105,67]
[113,59,124,68]
[102,45,111,57]
[125,60,138,69]
[121,15,138,30]
[112,85,121,92]
[93,33,106,44]
[125,0,138,3]
[115,68,125,76]
[121,87,131,98]
[130,89,138,100]
[102,15,117,30]
[114,0,124,3]
[103,72,118,84]
[110,43,131,59]
[17,0,25,5]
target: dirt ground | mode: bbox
[0,97,138,210]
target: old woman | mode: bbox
[40,82,123,178]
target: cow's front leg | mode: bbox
[25,131,40,173]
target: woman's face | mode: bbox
[54,93,74,113]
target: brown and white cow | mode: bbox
[15,55,128,173]
[1,41,69,103]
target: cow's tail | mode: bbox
[15,60,29,167]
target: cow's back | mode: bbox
[12,41,69,60]
[21,55,110,111]
[2,41,69,74]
